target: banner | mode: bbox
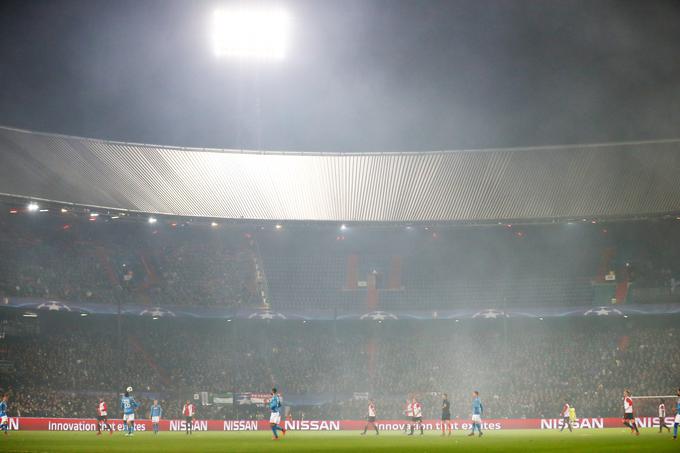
[213,393,234,405]
[4,297,680,320]
[236,392,271,406]
[5,416,675,431]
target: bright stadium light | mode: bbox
[211,7,291,60]
[148,217,157,224]
[27,202,39,212]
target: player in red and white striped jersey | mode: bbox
[403,398,413,434]
[559,401,572,432]
[360,400,379,435]
[409,397,424,436]
[182,400,196,435]
[659,399,671,433]
[96,398,113,435]
[622,390,640,436]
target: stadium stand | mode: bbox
[0,209,258,307]
[0,316,677,421]
[259,222,680,310]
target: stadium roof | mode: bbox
[1,125,680,223]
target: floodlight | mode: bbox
[148,217,157,224]
[211,222,219,227]
[27,202,39,212]
[211,7,290,60]
[340,224,347,231]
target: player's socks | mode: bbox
[673,423,678,438]
[271,426,278,438]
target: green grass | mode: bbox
[0,428,676,452]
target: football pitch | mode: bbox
[0,429,677,452]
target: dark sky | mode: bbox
[1,0,679,152]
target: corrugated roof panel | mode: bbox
[1,125,680,222]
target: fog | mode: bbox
[1,205,679,421]
[1,0,679,151]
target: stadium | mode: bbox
[1,1,680,452]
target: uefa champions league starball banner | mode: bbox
[3,416,676,431]
[4,297,680,320]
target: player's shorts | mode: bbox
[1,416,7,425]
[152,416,160,423]
[623,413,634,421]
[270,412,281,424]
[185,416,193,424]
[674,414,680,424]
[123,413,135,422]
[471,414,482,423]
[97,415,107,421]
[413,417,423,423]
[442,413,451,421]
[367,416,376,423]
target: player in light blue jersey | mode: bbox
[120,391,140,436]
[0,394,9,435]
[269,388,286,440]
[674,387,680,440]
[468,390,484,437]
[150,400,162,434]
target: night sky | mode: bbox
[1,0,679,151]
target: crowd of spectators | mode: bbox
[0,212,258,308]
[259,221,680,309]
[2,208,680,312]
[1,317,677,421]
[1,208,680,423]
